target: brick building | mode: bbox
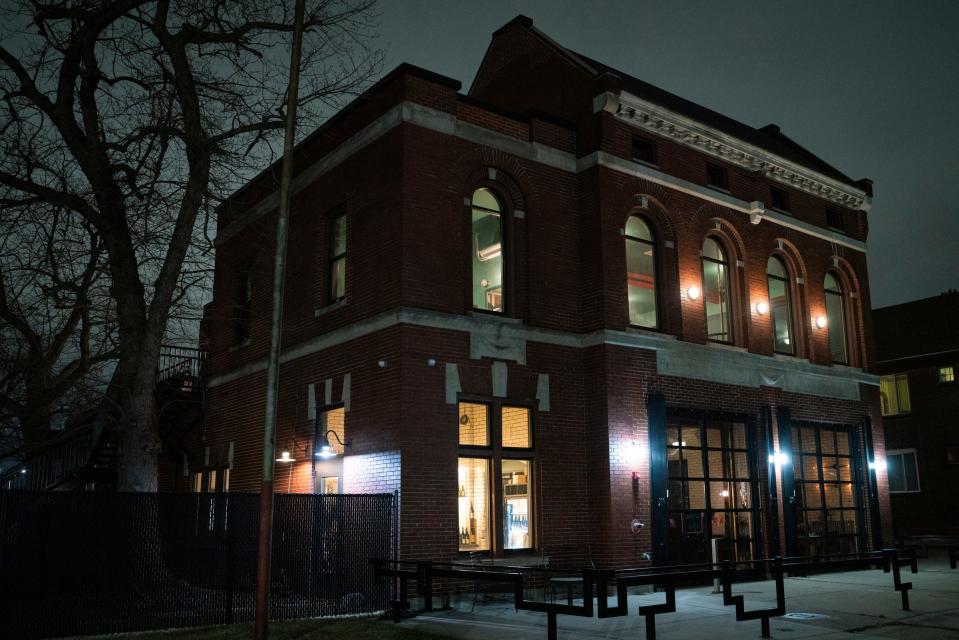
[174,16,892,568]
[874,292,959,539]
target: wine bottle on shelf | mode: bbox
[469,501,477,545]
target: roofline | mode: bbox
[873,291,959,313]
[222,63,461,210]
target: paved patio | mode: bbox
[396,552,959,639]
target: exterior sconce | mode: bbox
[815,315,827,329]
[316,429,348,459]
[768,451,790,465]
[686,285,701,301]
[868,459,887,472]
[276,450,295,463]
[755,301,769,315]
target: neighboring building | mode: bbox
[168,16,891,567]
[874,291,959,539]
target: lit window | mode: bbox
[232,263,253,345]
[886,449,920,493]
[766,256,794,354]
[702,237,733,343]
[322,476,339,494]
[938,366,955,383]
[824,273,848,364]
[471,188,504,312]
[706,163,729,190]
[625,216,658,329]
[632,136,657,166]
[880,374,911,415]
[193,472,203,493]
[318,407,346,455]
[457,402,533,552]
[328,213,347,303]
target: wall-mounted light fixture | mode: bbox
[768,451,790,465]
[276,450,295,463]
[868,459,887,472]
[755,300,769,315]
[686,285,701,301]
[815,315,827,329]
[316,430,348,459]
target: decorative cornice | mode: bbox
[594,92,870,211]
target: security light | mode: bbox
[756,301,769,315]
[686,286,701,301]
[276,451,294,463]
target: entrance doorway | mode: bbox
[790,423,865,556]
[665,413,760,566]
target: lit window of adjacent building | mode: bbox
[632,136,657,166]
[880,374,911,415]
[938,366,955,383]
[770,187,790,212]
[457,401,533,553]
[702,237,733,343]
[886,449,920,493]
[328,213,347,303]
[824,272,848,364]
[767,256,794,354]
[470,188,504,313]
[625,216,658,329]
[706,163,729,190]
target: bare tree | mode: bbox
[0,204,116,454]
[0,1,381,490]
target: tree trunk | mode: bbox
[116,363,161,492]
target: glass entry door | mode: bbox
[791,423,864,556]
[666,415,759,566]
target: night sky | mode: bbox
[377,0,959,309]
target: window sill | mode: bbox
[470,310,523,325]
[770,206,791,216]
[706,184,731,195]
[632,158,659,170]
[707,340,746,353]
[772,352,807,363]
[889,490,921,495]
[627,325,676,340]
[315,297,348,318]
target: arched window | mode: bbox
[702,237,733,343]
[824,272,848,364]
[767,256,794,354]
[471,188,504,312]
[625,216,658,328]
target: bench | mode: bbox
[897,534,959,566]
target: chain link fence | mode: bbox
[0,491,397,638]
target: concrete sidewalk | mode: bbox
[397,553,959,639]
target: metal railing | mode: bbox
[373,548,920,640]
[0,425,96,490]
[157,344,208,387]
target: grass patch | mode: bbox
[84,618,453,640]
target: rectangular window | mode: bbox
[938,366,955,383]
[223,468,231,492]
[770,187,790,212]
[193,472,203,493]
[458,457,491,551]
[706,163,729,190]
[886,449,920,493]
[826,208,844,231]
[318,406,346,455]
[328,213,347,303]
[880,374,911,415]
[632,136,657,166]
[322,476,339,494]
[208,469,218,492]
[232,264,253,346]
[457,401,534,553]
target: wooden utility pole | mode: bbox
[254,1,306,638]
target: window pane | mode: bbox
[331,215,347,256]
[686,481,706,509]
[887,453,905,492]
[502,459,532,549]
[710,481,732,510]
[459,402,489,446]
[768,272,793,354]
[896,376,911,413]
[703,244,732,342]
[939,366,956,383]
[321,407,346,454]
[458,458,491,551]
[803,483,822,508]
[330,257,346,301]
[471,188,503,312]
[903,452,919,492]
[322,476,339,494]
[501,406,531,448]
[626,231,657,328]
[825,288,848,364]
